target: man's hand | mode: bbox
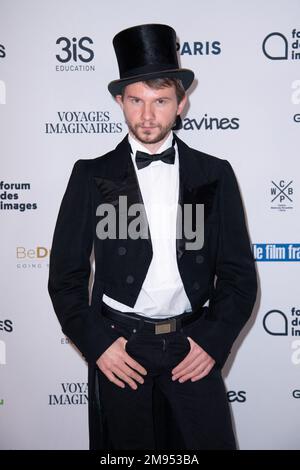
[96,337,147,390]
[172,337,215,383]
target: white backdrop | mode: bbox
[1,0,300,450]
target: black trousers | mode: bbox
[98,309,237,450]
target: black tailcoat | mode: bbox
[48,134,257,449]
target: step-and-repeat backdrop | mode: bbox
[1,0,299,450]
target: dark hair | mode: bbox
[121,77,186,104]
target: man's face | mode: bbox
[115,81,186,146]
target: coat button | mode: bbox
[195,255,204,264]
[118,246,127,255]
[193,281,200,290]
[126,275,134,284]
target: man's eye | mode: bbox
[131,98,140,103]
[157,99,166,105]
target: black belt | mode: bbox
[101,302,203,335]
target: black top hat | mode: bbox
[108,23,194,96]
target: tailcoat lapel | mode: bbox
[93,134,219,257]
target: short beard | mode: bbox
[126,116,177,145]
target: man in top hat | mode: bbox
[48,24,257,450]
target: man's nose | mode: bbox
[141,103,155,121]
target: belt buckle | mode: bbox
[155,318,177,335]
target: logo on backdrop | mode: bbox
[0,318,13,365]
[253,244,300,261]
[182,114,239,131]
[0,318,11,366]
[270,180,293,211]
[55,36,95,71]
[49,382,88,405]
[176,40,221,56]
[0,181,37,212]
[16,246,49,270]
[292,79,300,123]
[0,80,5,104]
[0,319,13,333]
[262,29,300,60]
[262,308,300,336]
[262,308,300,366]
[0,340,6,365]
[0,44,5,58]
[292,389,300,398]
[45,110,122,134]
[61,336,72,345]
[227,391,247,403]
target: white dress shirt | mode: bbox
[102,131,192,318]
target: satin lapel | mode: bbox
[175,135,219,259]
[93,134,218,255]
[176,173,185,260]
[93,136,151,245]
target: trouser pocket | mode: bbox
[178,327,191,352]
[101,315,139,344]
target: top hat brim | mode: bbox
[108,68,194,96]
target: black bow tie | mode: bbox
[135,146,175,170]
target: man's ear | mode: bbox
[177,94,187,115]
[115,95,123,108]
